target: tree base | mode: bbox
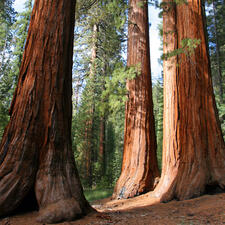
[153,173,225,203]
[37,198,85,223]
[113,176,160,200]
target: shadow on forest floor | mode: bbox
[0,192,224,225]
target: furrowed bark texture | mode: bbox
[154,0,225,202]
[0,0,91,223]
[113,0,160,199]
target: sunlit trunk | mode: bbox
[154,0,225,202]
[113,0,160,199]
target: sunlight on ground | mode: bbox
[92,191,161,212]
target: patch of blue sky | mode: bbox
[149,4,163,82]
[13,0,26,13]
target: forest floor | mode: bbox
[1,192,224,225]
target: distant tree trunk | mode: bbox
[154,0,225,202]
[113,0,160,199]
[84,23,98,188]
[99,63,107,176]
[0,0,92,223]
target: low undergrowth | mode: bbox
[84,188,113,202]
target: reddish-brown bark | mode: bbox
[113,0,160,199]
[154,0,225,202]
[0,0,92,223]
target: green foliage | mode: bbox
[104,112,124,187]
[72,0,128,189]
[153,80,164,170]
[0,0,32,139]
[0,0,15,49]
[180,38,201,55]
[0,0,16,139]
[137,1,147,9]
[215,95,225,138]
[84,188,113,202]
[205,0,225,138]
[100,63,137,115]
[10,0,32,79]
[162,38,201,60]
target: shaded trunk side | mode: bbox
[0,0,92,223]
[154,0,225,202]
[113,0,159,199]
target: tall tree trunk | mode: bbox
[0,0,92,223]
[99,63,107,176]
[154,0,225,202]
[113,0,160,199]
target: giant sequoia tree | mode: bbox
[0,0,91,223]
[154,0,225,202]
[113,0,160,199]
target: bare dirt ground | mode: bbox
[1,193,224,225]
